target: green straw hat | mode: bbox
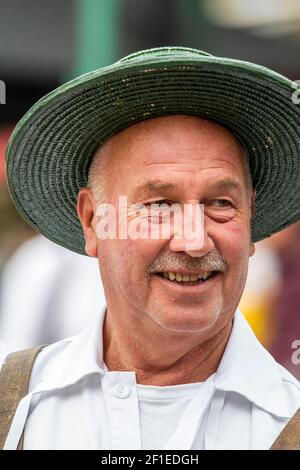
[5,46,300,255]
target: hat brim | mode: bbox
[6,53,300,254]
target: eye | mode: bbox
[208,199,233,208]
[145,199,173,207]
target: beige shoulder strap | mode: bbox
[0,345,47,450]
[270,408,300,450]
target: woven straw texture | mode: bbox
[5,47,300,254]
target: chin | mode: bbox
[150,304,222,334]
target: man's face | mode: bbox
[79,115,255,336]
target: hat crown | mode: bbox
[118,46,213,64]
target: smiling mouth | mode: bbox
[153,271,220,286]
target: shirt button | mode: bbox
[114,383,131,399]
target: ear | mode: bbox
[249,189,256,257]
[77,187,98,257]
[249,239,255,257]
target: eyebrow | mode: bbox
[212,178,241,192]
[131,180,177,198]
[131,177,242,199]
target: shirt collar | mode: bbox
[33,305,290,418]
[33,306,107,393]
[214,309,290,418]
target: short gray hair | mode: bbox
[87,143,108,202]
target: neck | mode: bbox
[102,305,233,386]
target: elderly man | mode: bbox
[1,47,300,450]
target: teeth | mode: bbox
[200,273,210,281]
[159,271,213,282]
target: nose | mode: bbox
[168,202,214,257]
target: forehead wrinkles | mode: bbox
[107,116,244,161]
[137,160,247,188]
[143,158,244,171]
[98,118,249,190]
[108,157,248,200]
[131,141,244,165]
[129,160,249,202]
[119,137,246,175]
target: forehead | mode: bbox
[102,115,248,186]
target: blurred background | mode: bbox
[0,0,299,378]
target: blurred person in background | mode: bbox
[267,223,300,380]
[0,234,105,352]
[0,127,106,352]
[240,223,300,380]
[0,126,34,269]
[239,239,281,348]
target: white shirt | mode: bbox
[138,379,206,449]
[2,307,300,450]
[0,235,105,351]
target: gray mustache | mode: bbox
[148,250,228,275]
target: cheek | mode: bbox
[214,225,251,311]
[98,238,164,280]
[214,221,252,270]
[127,238,167,274]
